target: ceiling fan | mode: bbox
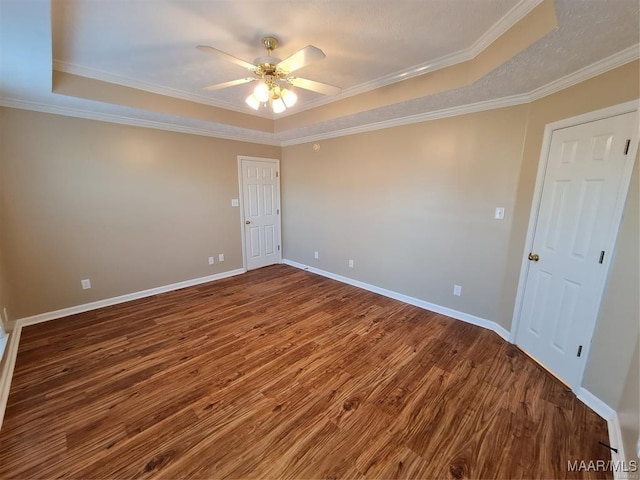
[197,36,341,114]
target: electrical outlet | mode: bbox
[453,285,462,296]
[81,279,91,290]
[494,207,505,220]
[314,251,319,259]
[348,259,354,268]
[208,256,215,265]
[218,253,225,262]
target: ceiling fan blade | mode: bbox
[276,45,325,74]
[203,77,257,91]
[287,77,342,96]
[197,45,256,71]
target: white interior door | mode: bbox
[515,111,638,387]
[240,157,281,270]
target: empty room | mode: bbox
[0,0,638,478]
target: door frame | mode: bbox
[510,99,639,391]
[237,155,282,272]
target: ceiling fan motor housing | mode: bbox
[254,56,281,74]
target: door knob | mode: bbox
[245,220,251,225]
[528,253,540,262]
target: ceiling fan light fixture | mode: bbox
[254,82,270,103]
[281,88,297,108]
[199,36,341,113]
[271,97,286,114]
[245,94,260,110]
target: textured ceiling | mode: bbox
[51,0,519,113]
[0,0,638,145]
[276,0,640,141]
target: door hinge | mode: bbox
[276,171,279,177]
[577,345,583,357]
[599,250,605,264]
[624,139,631,155]
[277,245,280,251]
[277,208,280,215]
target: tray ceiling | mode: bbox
[1,0,638,145]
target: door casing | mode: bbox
[510,99,639,391]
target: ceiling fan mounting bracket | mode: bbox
[262,36,279,54]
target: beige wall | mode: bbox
[282,61,639,456]
[504,63,639,455]
[0,110,10,331]
[499,61,640,332]
[0,224,9,332]
[0,107,279,319]
[618,340,639,461]
[282,105,528,322]
[283,62,639,330]
[0,61,637,459]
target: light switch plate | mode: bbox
[231,199,239,207]
[494,207,505,220]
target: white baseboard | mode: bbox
[0,326,22,431]
[607,413,628,479]
[577,388,628,476]
[577,387,616,421]
[287,259,632,470]
[282,259,511,341]
[0,260,626,473]
[1,267,246,431]
[16,268,245,327]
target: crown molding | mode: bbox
[469,0,544,57]
[282,44,639,146]
[52,60,275,120]
[0,97,280,146]
[528,43,640,101]
[279,0,544,116]
[51,0,541,120]
[280,94,531,146]
[2,44,637,147]
[288,50,475,115]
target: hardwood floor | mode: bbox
[0,265,612,479]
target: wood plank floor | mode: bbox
[0,265,612,479]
